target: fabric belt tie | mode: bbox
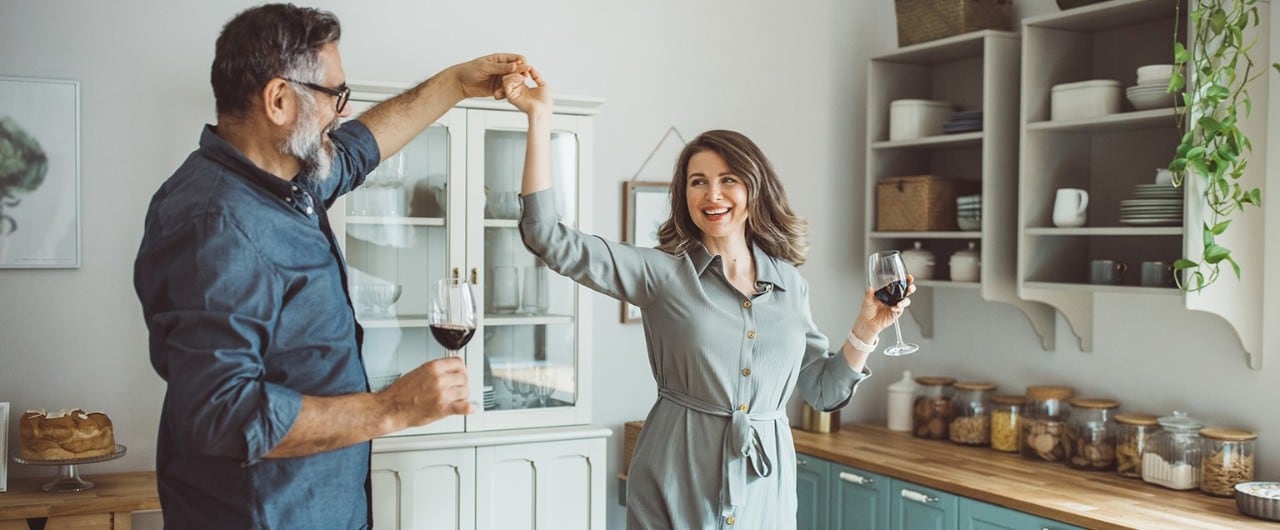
[658,387,786,510]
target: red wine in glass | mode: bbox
[868,250,919,356]
[429,323,476,351]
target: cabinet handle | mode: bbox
[470,267,478,284]
[838,471,874,485]
[797,458,808,466]
[900,489,938,504]
[451,267,462,281]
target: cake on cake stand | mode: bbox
[11,444,127,492]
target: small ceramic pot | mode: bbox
[949,242,981,282]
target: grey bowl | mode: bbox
[1235,481,1280,521]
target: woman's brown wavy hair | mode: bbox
[655,130,810,265]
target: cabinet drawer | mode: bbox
[0,513,114,530]
[959,498,1083,530]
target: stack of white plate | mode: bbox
[483,385,496,410]
[1120,184,1183,225]
[1127,64,1176,110]
[956,194,981,231]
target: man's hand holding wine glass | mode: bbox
[376,357,475,430]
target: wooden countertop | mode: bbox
[0,471,159,520]
[794,424,1279,530]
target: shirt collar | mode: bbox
[199,124,317,215]
[689,241,789,292]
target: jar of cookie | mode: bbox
[990,394,1024,453]
[1020,385,1074,462]
[1114,413,1159,479]
[1198,428,1256,497]
[912,376,955,440]
[1064,398,1119,471]
[949,382,996,446]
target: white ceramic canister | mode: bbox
[901,241,936,280]
[887,370,918,432]
[949,242,981,282]
[1050,79,1122,120]
[889,99,952,140]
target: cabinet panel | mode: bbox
[959,498,1083,530]
[829,463,890,530]
[795,454,829,530]
[372,447,476,530]
[890,479,957,530]
[475,437,606,530]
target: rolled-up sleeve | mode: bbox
[519,189,667,309]
[796,278,871,411]
[141,213,301,465]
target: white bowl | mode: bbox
[1126,86,1175,110]
[1136,64,1174,79]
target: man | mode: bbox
[133,4,529,528]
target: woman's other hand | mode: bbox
[503,67,551,115]
[852,273,914,341]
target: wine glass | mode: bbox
[429,277,480,408]
[867,250,919,356]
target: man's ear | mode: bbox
[261,78,294,126]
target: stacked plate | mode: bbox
[1120,184,1183,225]
[1127,64,1176,110]
[956,194,981,230]
[942,110,983,134]
[483,385,496,410]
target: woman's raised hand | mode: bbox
[503,67,551,115]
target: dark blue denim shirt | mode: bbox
[134,121,379,529]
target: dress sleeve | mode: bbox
[518,189,668,309]
[796,276,871,412]
[139,213,302,465]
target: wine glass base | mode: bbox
[883,343,920,356]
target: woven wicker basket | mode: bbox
[622,421,644,474]
[877,175,978,231]
[895,0,1011,47]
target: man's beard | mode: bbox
[285,101,339,182]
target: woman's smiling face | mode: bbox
[685,150,749,242]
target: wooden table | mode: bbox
[0,472,158,530]
[794,424,1279,530]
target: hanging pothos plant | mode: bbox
[1168,0,1275,291]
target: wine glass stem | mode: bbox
[892,314,907,346]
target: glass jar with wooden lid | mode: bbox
[912,376,955,440]
[1114,413,1159,479]
[1064,398,1119,471]
[949,382,996,446]
[1199,427,1257,497]
[989,394,1024,452]
[1142,410,1204,490]
[1020,385,1074,462]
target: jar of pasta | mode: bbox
[912,376,955,440]
[1064,398,1119,471]
[1114,413,1159,479]
[1142,411,1204,490]
[1020,385,1074,462]
[949,382,996,446]
[990,394,1024,453]
[1199,428,1256,497]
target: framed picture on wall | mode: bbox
[0,76,81,268]
[1,401,9,492]
[621,181,670,323]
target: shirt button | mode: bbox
[726,516,736,525]
[291,185,299,191]
[742,300,751,308]
[741,368,752,377]
[746,330,756,339]
[285,197,293,202]
[738,404,748,412]
[305,206,315,215]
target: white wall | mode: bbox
[1,1,1275,529]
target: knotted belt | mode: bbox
[658,387,788,511]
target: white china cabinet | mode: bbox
[329,83,609,529]
[1017,0,1269,366]
[865,30,1057,349]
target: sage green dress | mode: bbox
[519,190,869,530]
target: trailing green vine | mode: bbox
[1168,0,1274,292]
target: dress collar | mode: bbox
[689,241,789,292]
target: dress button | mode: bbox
[741,368,751,377]
[742,300,751,308]
[746,330,756,339]
[738,404,748,412]
[726,516,736,525]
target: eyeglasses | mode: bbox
[283,78,351,112]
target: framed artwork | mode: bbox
[1,401,9,492]
[620,181,670,323]
[0,76,81,268]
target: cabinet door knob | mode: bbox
[797,458,808,466]
[838,471,874,485]
[470,267,479,284]
[900,488,938,504]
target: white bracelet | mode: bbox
[847,330,878,353]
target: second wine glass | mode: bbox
[429,277,481,408]
[868,250,919,356]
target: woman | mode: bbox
[505,69,912,529]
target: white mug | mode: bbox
[1052,188,1089,227]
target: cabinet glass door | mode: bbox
[465,109,591,431]
[333,103,467,436]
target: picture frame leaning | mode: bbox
[620,181,670,323]
[0,76,82,268]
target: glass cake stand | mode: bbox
[11,444,127,492]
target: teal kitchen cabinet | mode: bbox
[829,462,890,530]
[959,499,1084,530]
[796,455,831,530]
[891,479,959,530]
